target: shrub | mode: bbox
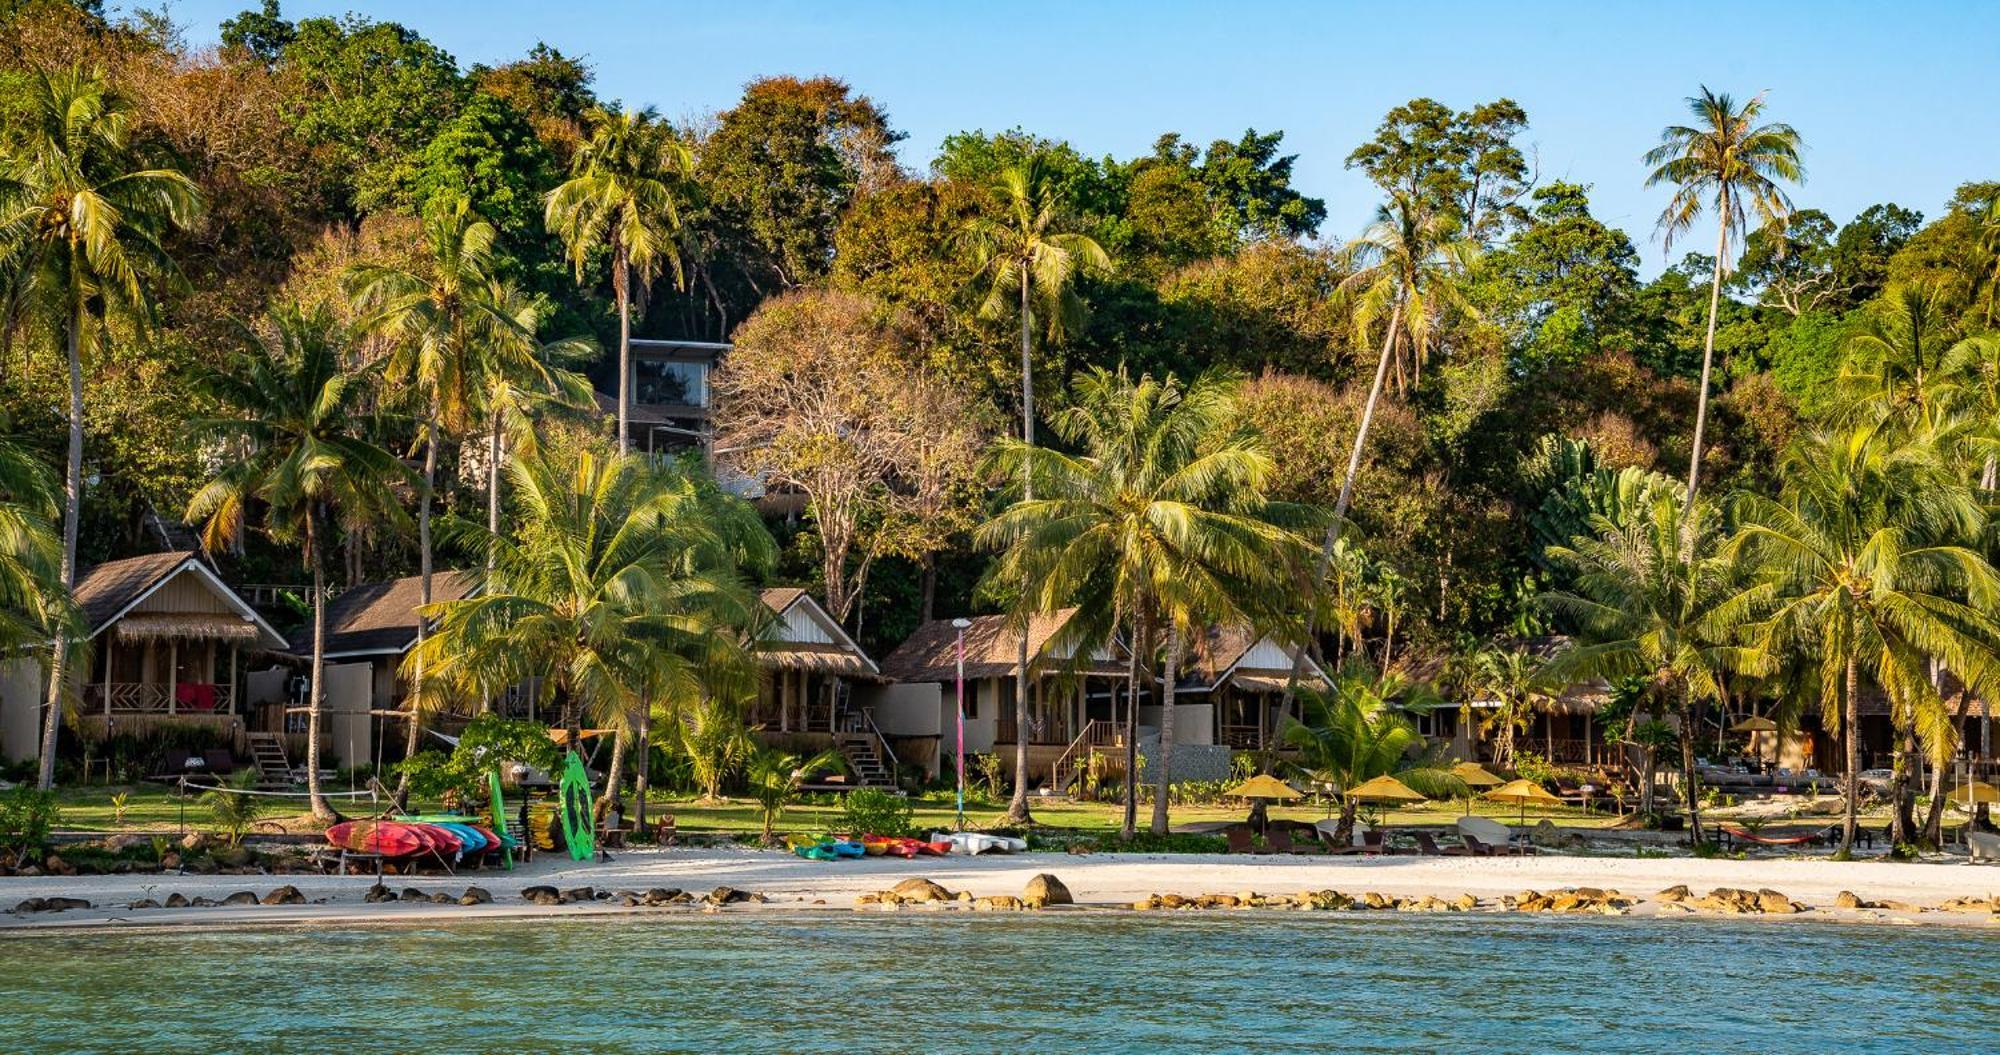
[1514,751,1556,785]
[840,787,914,836]
[0,786,61,862]
[201,770,266,847]
[973,754,1004,800]
[397,715,561,803]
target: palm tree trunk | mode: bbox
[603,728,627,811]
[481,413,502,714]
[634,694,652,838]
[1889,722,1918,848]
[1121,609,1149,839]
[396,427,439,803]
[1841,656,1860,854]
[306,504,332,821]
[1684,205,1731,505]
[1679,701,1704,844]
[1149,625,1183,835]
[35,308,86,790]
[1006,266,1035,825]
[1275,300,1403,728]
[1920,749,1947,848]
[615,245,632,458]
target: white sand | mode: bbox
[4,847,1997,931]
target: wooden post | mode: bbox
[229,644,239,715]
[101,641,112,717]
[167,639,179,716]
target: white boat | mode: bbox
[931,831,1028,855]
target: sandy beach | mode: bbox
[4,847,1996,932]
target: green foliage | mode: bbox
[839,786,914,837]
[200,769,265,847]
[395,714,560,803]
[744,747,842,843]
[0,786,59,858]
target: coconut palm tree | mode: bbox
[960,153,1111,823]
[1466,647,1553,771]
[1835,281,1957,422]
[1733,425,2000,854]
[0,66,201,789]
[1282,660,1463,846]
[1278,194,1476,724]
[186,303,411,819]
[0,428,72,662]
[1643,86,1803,504]
[1542,484,1766,844]
[408,450,768,809]
[544,107,694,457]
[470,282,595,552]
[744,745,843,845]
[979,368,1317,835]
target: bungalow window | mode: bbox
[634,358,708,407]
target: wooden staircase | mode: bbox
[245,732,294,789]
[1048,720,1121,797]
[834,732,897,791]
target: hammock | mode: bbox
[1720,824,1829,847]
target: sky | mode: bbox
[157,0,2000,274]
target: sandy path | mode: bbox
[3,847,1997,931]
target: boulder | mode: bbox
[1937,896,1993,913]
[1656,884,1692,903]
[127,898,160,910]
[1756,889,1803,914]
[1452,893,1480,912]
[974,895,1024,911]
[642,888,682,906]
[459,887,492,905]
[429,893,454,904]
[43,854,76,877]
[705,886,756,906]
[163,892,191,908]
[1362,891,1395,910]
[363,883,395,904]
[1022,873,1073,908]
[1305,890,1354,911]
[889,878,953,904]
[561,886,597,903]
[189,896,218,907]
[11,898,45,913]
[105,834,143,853]
[46,896,90,911]
[178,832,209,852]
[400,887,429,902]
[521,885,561,905]
[220,891,260,907]
[159,853,181,871]
[262,885,305,906]
[15,864,41,877]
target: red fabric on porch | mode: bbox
[175,683,218,711]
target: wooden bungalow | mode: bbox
[1172,625,1330,751]
[746,588,894,787]
[0,552,288,764]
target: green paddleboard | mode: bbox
[488,768,513,870]
[558,750,595,861]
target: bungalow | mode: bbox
[746,587,894,787]
[1172,625,1330,751]
[0,551,288,765]
[284,570,480,722]
[874,609,1126,783]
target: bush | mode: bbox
[396,715,561,803]
[840,787,914,836]
[0,786,60,862]
[201,770,266,846]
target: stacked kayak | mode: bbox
[930,831,1028,855]
[325,816,510,859]
[790,835,867,861]
[859,835,954,858]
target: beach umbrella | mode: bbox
[1729,717,1778,733]
[1946,781,1999,807]
[1226,774,1304,800]
[1451,762,1504,814]
[1343,774,1427,827]
[1485,778,1562,826]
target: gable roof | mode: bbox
[73,551,286,649]
[1174,624,1328,693]
[294,570,480,657]
[756,587,879,678]
[880,609,1119,682]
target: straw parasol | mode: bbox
[1730,716,1778,733]
[1345,774,1427,804]
[1226,774,1304,800]
[1945,781,1999,807]
[1485,778,1562,826]
[1451,762,1504,815]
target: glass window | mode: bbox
[634,359,708,407]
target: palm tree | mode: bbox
[744,746,843,845]
[1282,661,1463,846]
[1733,425,2000,853]
[0,428,73,664]
[186,303,411,819]
[960,153,1111,823]
[1467,647,1553,771]
[347,196,534,791]
[471,282,595,553]
[1278,193,1476,724]
[544,107,694,457]
[1835,281,1957,421]
[0,66,201,789]
[1643,86,1803,504]
[979,368,1316,835]
[1542,484,1765,844]
[408,450,767,810]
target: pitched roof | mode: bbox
[880,609,1112,682]
[294,570,479,656]
[760,586,808,615]
[73,551,194,633]
[755,587,881,679]
[1175,624,1327,692]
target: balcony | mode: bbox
[83,681,236,715]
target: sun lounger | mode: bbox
[1267,828,1319,855]
[1314,827,1380,855]
[1718,824,1832,850]
[1966,830,1998,863]
[1224,827,1263,854]
[1413,831,1471,856]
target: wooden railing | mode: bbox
[83,682,233,715]
[1048,719,1119,795]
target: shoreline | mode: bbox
[4,847,1997,933]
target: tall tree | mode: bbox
[1643,87,1803,504]
[0,66,201,789]
[960,152,1110,823]
[1733,425,2000,853]
[186,303,410,819]
[0,428,72,668]
[979,368,1315,835]
[545,106,693,456]
[1282,661,1462,846]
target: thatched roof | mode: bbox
[881,609,1118,682]
[294,570,479,656]
[754,587,882,680]
[114,613,262,643]
[74,552,193,632]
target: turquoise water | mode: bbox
[3,914,1995,1053]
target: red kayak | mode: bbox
[413,824,462,853]
[325,821,425,857]
[916,841,954,857]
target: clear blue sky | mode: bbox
[159,0,1999,274]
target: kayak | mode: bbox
[793,837,868,861]
[930,831,1027,855]
[430,822,488,853]
[325,820,425,857]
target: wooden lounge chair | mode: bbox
[1459,832,1533,857]
[1413,830,1471,856]
[1314,827,1380,855]
[1267,828,1319,855]
[1718,824,1832,850]
[1224,827,1263,854]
